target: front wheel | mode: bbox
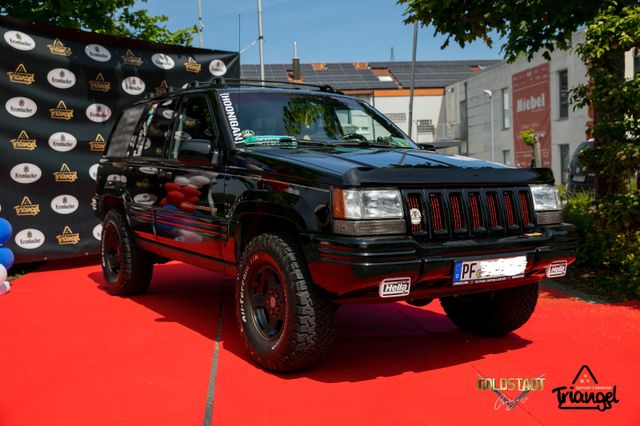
[236,233,337,372]
[440,283,539,336]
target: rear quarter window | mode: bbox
[106,104,146,157]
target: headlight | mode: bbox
[332,188,405,235]
[529,184,562,225]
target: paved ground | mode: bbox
[0,261,638,425]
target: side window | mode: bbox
[134,97,178,158]
[170,96,217,162]
[106,104,145,157]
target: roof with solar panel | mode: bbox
[240,60,501,91]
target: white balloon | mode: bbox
[0,264,7,283]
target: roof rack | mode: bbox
[186,77,341,94]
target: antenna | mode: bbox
[390,47,395,62]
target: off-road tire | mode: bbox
[440,283,539,336]
[100,209,153,295]
[236,233,337,372]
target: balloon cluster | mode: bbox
[0,217,14,295]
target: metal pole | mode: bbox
[257,0,265,82]
[407,22,418,139]
[197,0,204,48]
[238,14,241,53]
[490,94,495,162]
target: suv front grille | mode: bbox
[403,188,535,239]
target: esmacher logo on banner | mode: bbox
[85,44,111,62]
[53,163,78,183]
[5,97,37,118]
[15,229,45,249]
[4,30,35,50]
[551,365,620,412]
[51,195,79,215]
[49,100,74,120]
[7,64,35,85]
[89,73,111,92]
[121,76,146,95]
[209,59,227,76]
[56,226,80,245]
[48,132,77,152]
[47,68,76,89]
[86,103,111,122]
[121,49,143,65]
[152,53,175,69]
[47,38,72,56]
[185,57,202,73]
[13,196,40,216]
[89,133,106,152]
[10,164,42,184]
[10,130,37,150]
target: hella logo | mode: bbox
[209,59,227,76]
[5,97,37,118]
[121,76,146,95]
[379,277,411,298]
[51,195,79,214]
[47,68,76,89]
[48,132,77,152]
[89,164,100,181]
[93,224,103,241]
[86,103,112,122]
[10,163,42,184]
[152,53,175,70]
[4,31,35,51]
[85,44,111,62]
[15,228,45,249]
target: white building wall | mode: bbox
[373,94,444,144]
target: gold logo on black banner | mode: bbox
[56,226,80,245]
[50,100,74,120]
[7,64,35,85]
[89,133,106,152]
[155,80,169,95]
[184,57,202,73]
[53,163,78,182]
[47,38,72,56]
[10,130,37,151]
[14,196,40,216]
[89,73,111,92]
[122,49,143,66]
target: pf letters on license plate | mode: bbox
[453,255,527,285]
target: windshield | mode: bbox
[219,91,418,149]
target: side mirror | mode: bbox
[419,143,436,152]
[178,138,215,165]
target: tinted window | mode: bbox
[133,98,178,158]
[106,104,145,157]
[170,96,216,160]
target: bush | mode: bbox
[563,192,602,266]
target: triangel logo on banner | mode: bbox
[10,130,37,151]
[121,49,143,66]
[7,64,35,85]
[53,163,78,182]
[155,80,169,95]
[89,73,111,92]
[14,196,40,216]
[50,100,74,120]
[56,226,80,245]
[47,38,72,56]
[185,57,202,73]
[89,133,106,152]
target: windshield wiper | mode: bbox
[335,140,391,149]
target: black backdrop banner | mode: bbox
[0,16,239,264]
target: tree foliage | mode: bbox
[0,0,196,46]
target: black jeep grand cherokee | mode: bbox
[94,81,577,372]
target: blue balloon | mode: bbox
[0,218,12,245]
[0,247,14,270]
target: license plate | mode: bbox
[546,261,568,278]
[453,256,527,285]
[572,175,586,182]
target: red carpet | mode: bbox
[1,262,639,425]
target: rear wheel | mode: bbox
[440,283,539,336]
[101,209,153,295]
[236,233,337,372]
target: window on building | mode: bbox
[385,112,406,123]
[634,49,640,75]
[558,70,569,119]
[416,119,434,135]
[502,149,512,166]
[559,143,570,184]
[501,88,510,129]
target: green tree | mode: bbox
[0,0,196,46]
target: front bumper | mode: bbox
[304,223,577,304]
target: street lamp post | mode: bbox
[484,89,495,162]
[257,0,265,82]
